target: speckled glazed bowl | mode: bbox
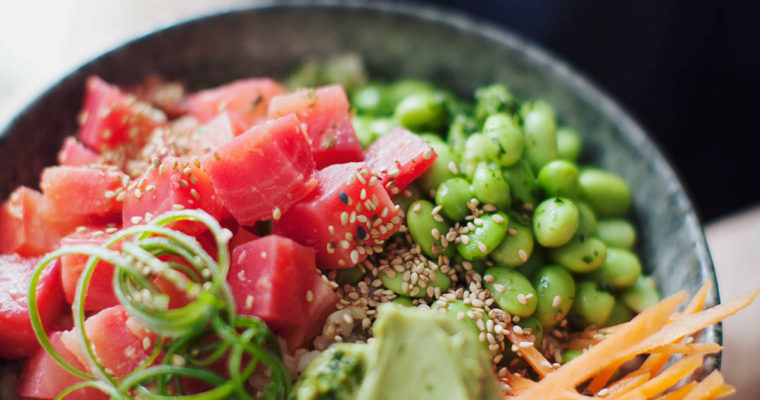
[0,0,719,377]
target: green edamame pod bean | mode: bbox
[503,159,539,207]
[603,299,634,327]
[517,248,547,280]
[352,116,396,148]
[533,265,576,328]
[447,114,476,156]
[385,79,436,107]
[440,299,490,346]
[548,236,607,273]
[483,113,524,167]
[392,183,422,215]
[471,163,511,210]
[391,296,415,307]
[435,178,473,221]
[490,220,534,268]
[335,265,365,286]
[533,197,579,247]
[579,169,632,218]
[518,317,544,347]
[457,212,509,260]
[407,200,455,258]
[620,275,661,313]
[484,266,538,317]
[575,201,598,237]
[394,92,448,133]
[461,134,494,178]
[474,83,518,124]
[537,160,580,198]
[521,100,557,170]
[569,281,615,328]
[587,247,642,289]
[351,84,386,115]
[418,139,457,193]
[561,349,582,364]
[556,127,582,162]
[596,219,637,249]
[380,268,451,298]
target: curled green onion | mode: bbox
[28,209,289,399]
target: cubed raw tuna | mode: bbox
[40,166,127,219]
[0,254,64,359]
[200,115,317,225]
[78,76,166,151]
[16,331,108,400]
[228,235,317,330]
[185,78,285,135]
[57,137,100,166]
[274,162,401,269]
[59,227,118,311]
[363,127,437,193]
[61,305,155,377]
[281,272,338,351]
[0,186,73,256]
[122,156,227,234]
[268,85,362,168]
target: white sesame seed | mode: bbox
[272,207,282,220]
[597,388,609,397]
[245,295,254,309]
[492,214,505,224]
[306,290,314,303]
[422,148,434,159]
[477,241,488,253]
[130,216,143,224]
[519,341,534,349]
[518,249,528,262]
[552,296,562,308]
[517,294,528,305]
[447,161,459,174]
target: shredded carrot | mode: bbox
[503,285,758,400]
[506,330,553,377]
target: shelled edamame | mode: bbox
[349,78,657,331]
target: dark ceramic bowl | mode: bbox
[0,0,719,373]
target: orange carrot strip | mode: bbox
[682,370,725,400]
[649,342,722,355]
[506,331,553,378]
[711,384,736,399]
[605,372,649,398]
[505,373,535,394]
[614,353,704,400]
[586,362,620,394]
[653,382,697,400]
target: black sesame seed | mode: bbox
[339,191,349,205]
[357,226,367,240]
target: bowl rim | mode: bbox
[0,0,721,364]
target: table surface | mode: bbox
[2,1,759,398]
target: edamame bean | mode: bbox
[620,275,660,313]
[385,79,436,107]
[587,247,642,289]
[335,265,365,286]
[579,169,631,218]
[537,160,580,198]
[596,219,637,249]
[380,268,451,298]
[548,236,607,273]
[394,92,448,133]
[447,114,476,156]
[556,127,582,162]
[474,83,517,124]
[483,113,524,167]
[455,254,488,275]
[392,183,422,215]
[435,178,473,221]
[461,134,494,178]
[471,163,511,210]
[533,265,576,327]
[569,281,615,328]
[575,201,598,237]
[457,212,509,260]
[351,84,386,115]
[521,100,557,170]
[561,349,582,364]
[484,266,538,317]
[603,299,634,327]
[490,219,534,267]
[352,116,396,148]
[518,317,544,347]
[440,299,490,346]
[391,296,415,307]
[407,200,455,258]
[533,197,579,247]
[418,139,457,193]
[503,159,539,207]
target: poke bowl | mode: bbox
[0,1,724,399]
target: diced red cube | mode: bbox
[268,85,362,168]
[0,254,64,359]
[228,235,317,330]
[40,166,127,219]
[78,76,166,151]
[57,136,100,166]
[122,156,227,234]
[363,127,438,193]
[185,78,285,135]
[0,186,73,256]
[274,162,401,269]
[16,331,108,400]
[200,114,317,225]
[281,272,338,351]
[59,227,119,311]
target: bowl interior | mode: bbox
[0,1,719,370]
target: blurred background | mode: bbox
[0,0,757,397]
